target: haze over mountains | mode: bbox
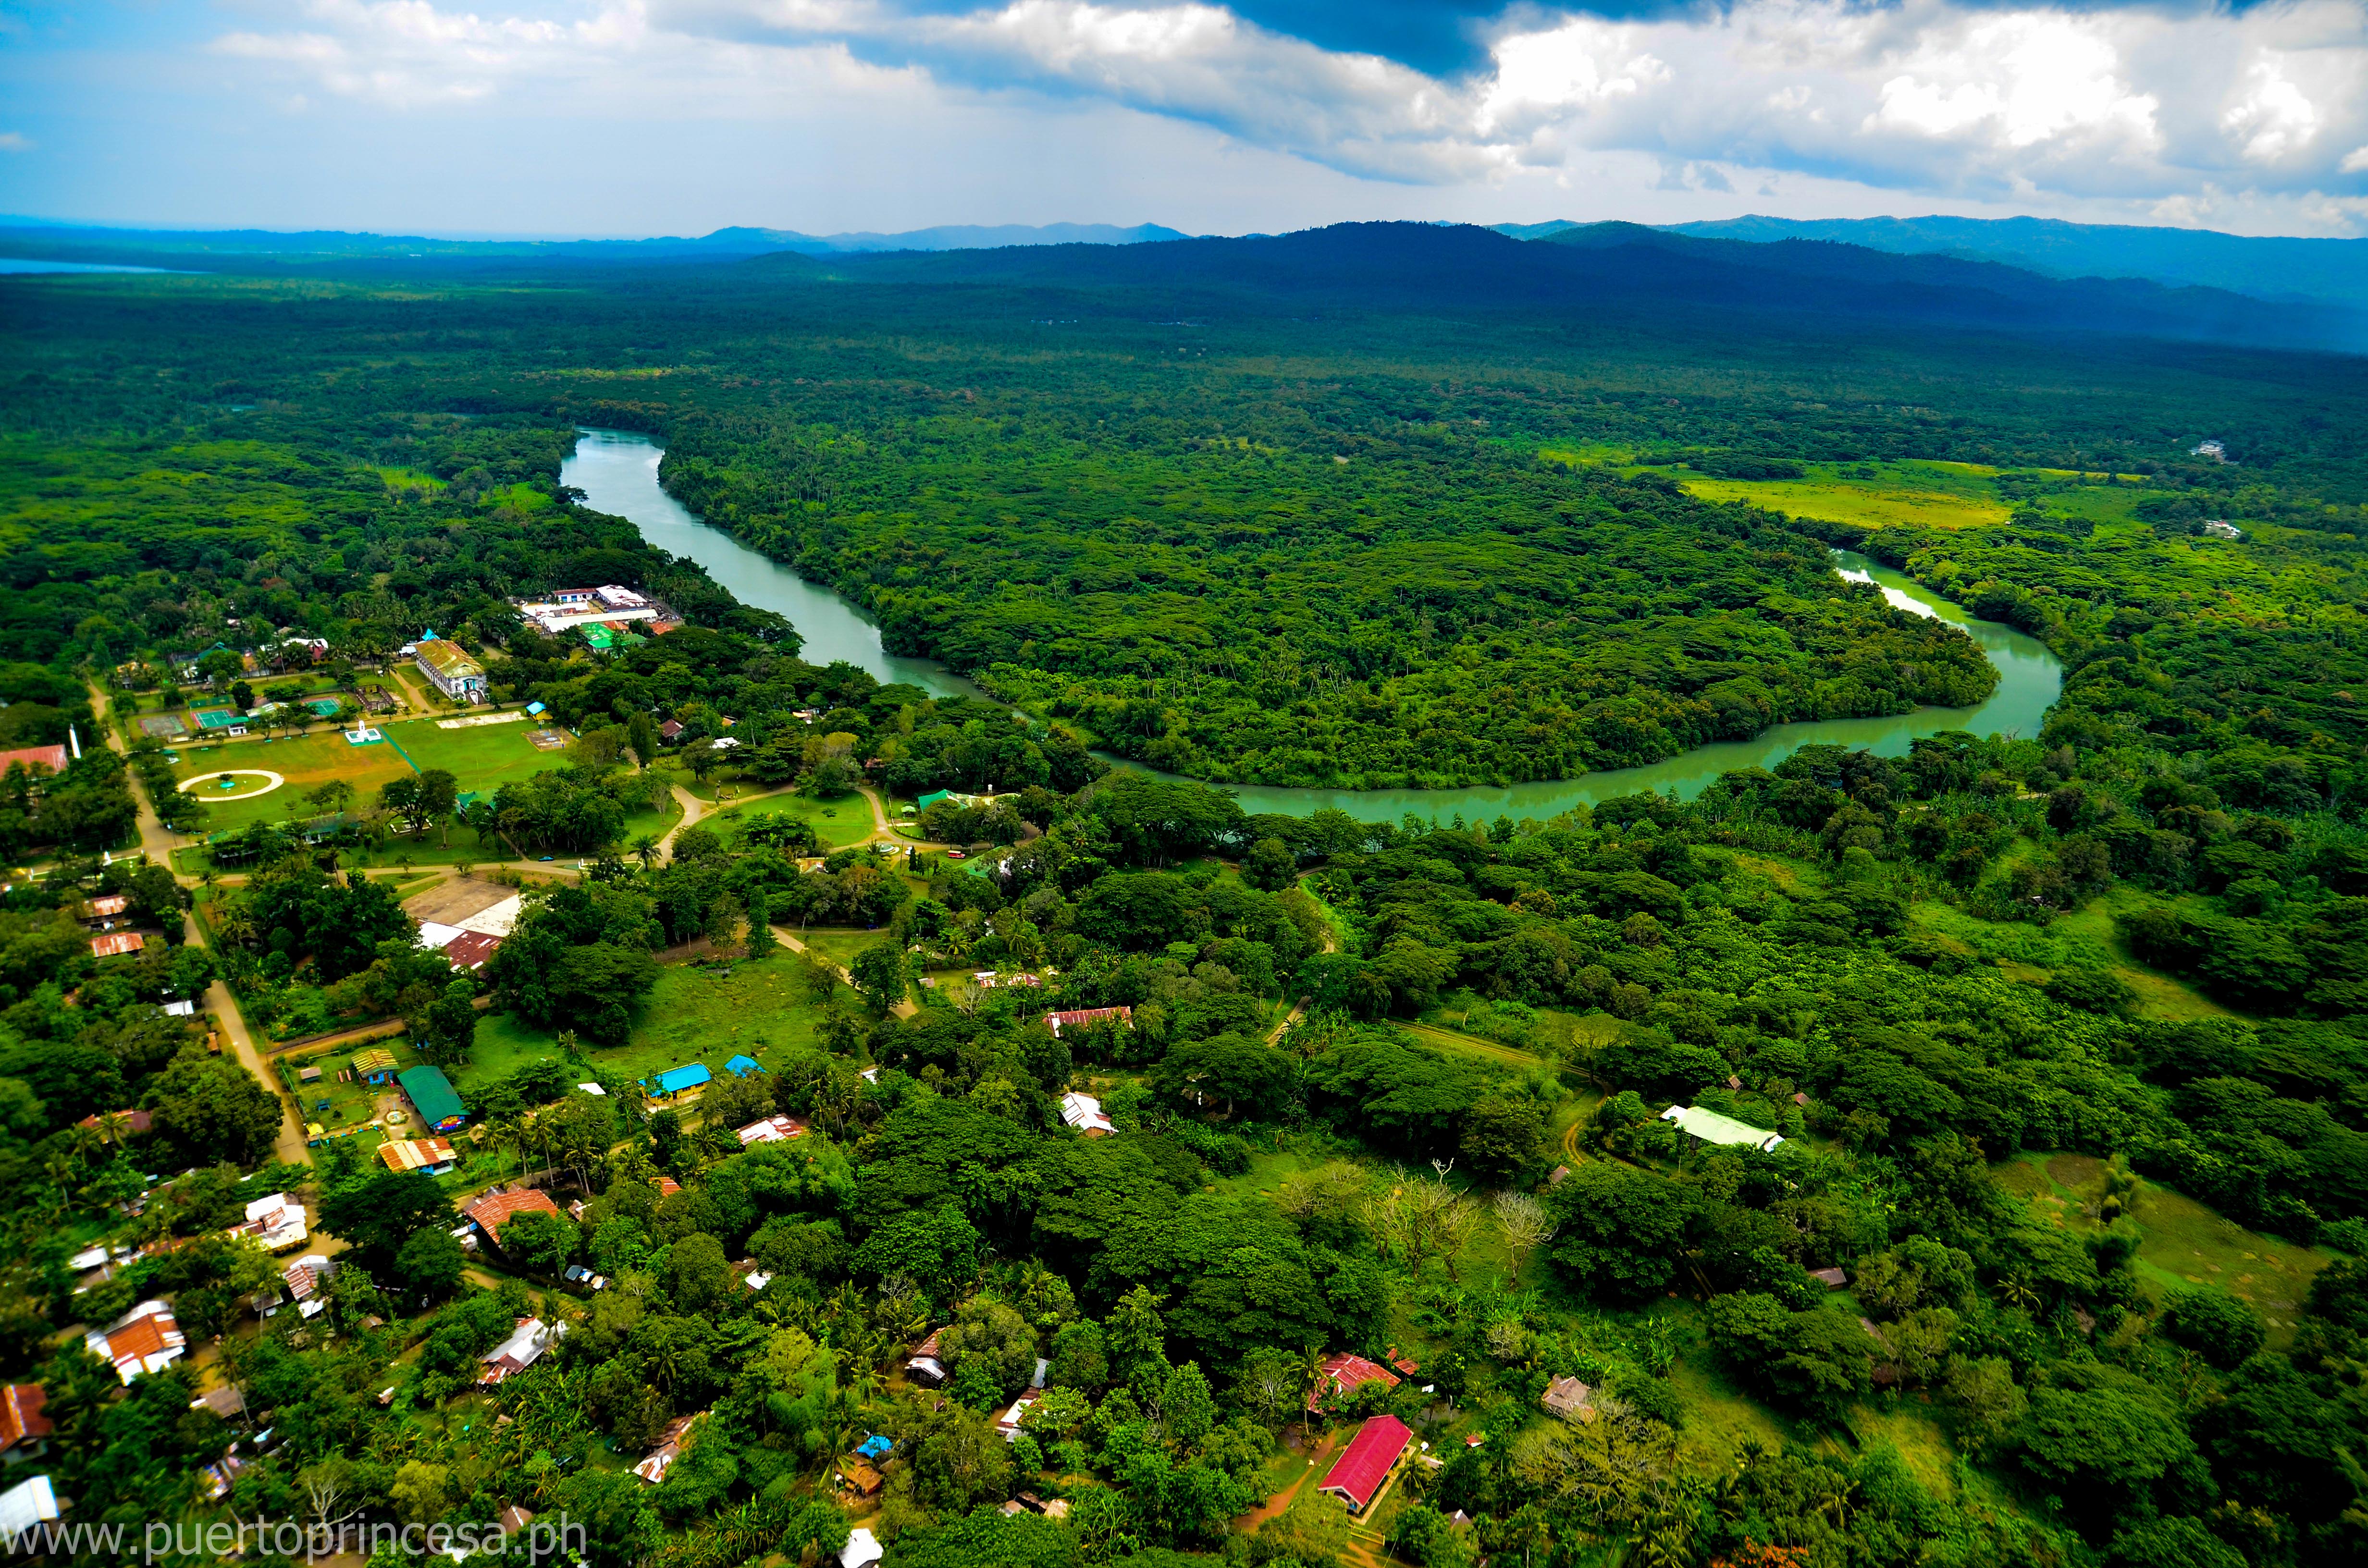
[5,214,2362,355]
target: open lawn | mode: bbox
[172,728,414,830]
[1668,459,2014,532]
[453,956,849,1102]
[708,793,875,851]
[1998,1151,2335,1346]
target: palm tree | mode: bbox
[630,835,660,871]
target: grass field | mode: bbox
[708,793,875,851]
[453,956,848,1102]
[1998,1151,2335,1346]
[1664,459,2014,532]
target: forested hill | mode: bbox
[1660,213,2368,311]
[791,222,2353,352]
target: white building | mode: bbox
[414,637,487,702]
[1060,1091,1117,1137]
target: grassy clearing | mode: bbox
[2001,1151,2335,1346]
[1400,1019,1548,1069]
[1672,462,2011,532]
[708,793,875,851]
[454,956,847,1100]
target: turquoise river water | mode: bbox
[562,428,2062,825]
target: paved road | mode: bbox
[88,684,315,1169]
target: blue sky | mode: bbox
[3,1,2366,238]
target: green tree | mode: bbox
[394,1226,468,1305]
[850,943,908,1016]
[1546,1163,1698,1304]
[2161,1286,2266,1370]
[321,1170,453,1265]
[145,1050,282,1166]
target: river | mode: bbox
[562,427,2062,824]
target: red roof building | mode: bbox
[1046,1006,1133,1038]
[0,746,68,776]
[465,1188,562,1239]
[0,1384,51,1456]
[444,931,503,971]
[1307,1352,1401,1412]
[90,931,147,959]
[1318,1414,1412,1512]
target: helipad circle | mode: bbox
[179,769,285,801]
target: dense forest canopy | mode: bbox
[0,226,2366,1568]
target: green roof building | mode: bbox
[399,1065,469,1131]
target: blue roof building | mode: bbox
[725,1054,763,1077]
[648,1063,711,1097]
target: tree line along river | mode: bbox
[562,428,2062,826]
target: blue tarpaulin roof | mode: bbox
[648,1063,711,1095]
[856,1435,893,1459]
[726,1054,763,1077]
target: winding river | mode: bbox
[563,428,2062,824]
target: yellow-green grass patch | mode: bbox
[2001,1151,2333,1348]
[710,794,876,852]
[173,730,414,829]
[456,959,843,1101]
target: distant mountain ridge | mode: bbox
[807,220,2356,353]
[3,215,2356,355]
[1492,214,2368,310]
[0,219,1187,263]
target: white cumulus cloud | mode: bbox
[200,0,2368,218]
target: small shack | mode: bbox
[1542,1375,1596,1423]
[353,1048,399,1086]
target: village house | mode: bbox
[633,1412,703,1484]
[1308,1351,1400,1412]
[464,1188,562,1251]
[1542,1375,1596,1422]
[0,1384,51,1464]
[86,1300,186,1384]
[1047,1006,1132,1039]
[906,1328,948,1385]
[479,1317,567,1385]
[995,1388,1043,1442]
[1060,1092,1117,1137]
[229,1192,309,1252]
[379,1136,458,1175]
[399,1064,469,1131]
[736,1114,807,1147]
[353,1047,399,1085]
[1317,1414,1413,1513]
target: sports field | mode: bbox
[170,711,595,832]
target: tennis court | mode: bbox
[192,709,243,731]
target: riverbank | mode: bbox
[563,428,2063,825]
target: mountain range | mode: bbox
[1505,214,2368,311]
[3,214,2360,355]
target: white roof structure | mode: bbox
[416,921,466,950]
[456,896,521,938]
[736,1115,806,1146]
[232,1193,308,1251]
[1060,1092,1117,1137]
[479,1318,567,1384]
[1658,1105,1785,1152]
[0,1475,58,1541]
[840,1528,883,1568]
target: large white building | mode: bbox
[414,637,487,702]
